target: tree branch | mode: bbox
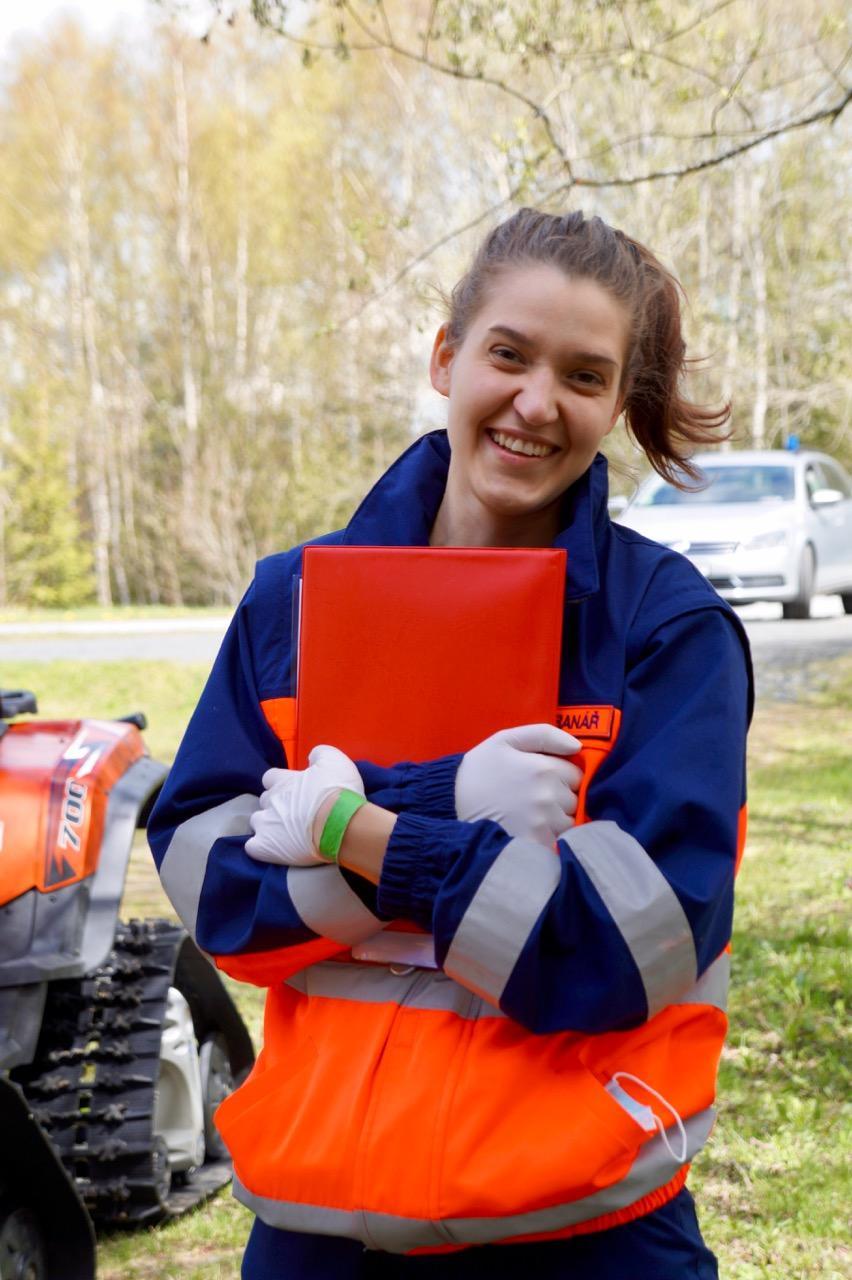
[422,0,440,60]
[656,0,741,49]
[569,89,852,188]
[369,38,573,175]
[241,0,849,301]
[330,170,541,331]
[323,87,851,329]
[251,0,574,174]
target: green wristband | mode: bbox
[318,789,367,863]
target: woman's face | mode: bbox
[430,263,630,543]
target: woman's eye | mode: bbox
[571,370,604,387]
[491,346,522,364]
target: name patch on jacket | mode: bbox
[556,706,617,742]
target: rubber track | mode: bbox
[11,919,231,1228]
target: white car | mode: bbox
[614,450,852,619]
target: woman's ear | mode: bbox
[429,324,454,397]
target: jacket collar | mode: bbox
[342,430,607,601]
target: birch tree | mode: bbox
[0,5,848,603]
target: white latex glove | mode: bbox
[244,745,365,866]
[455,723,583,844]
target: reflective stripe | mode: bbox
[442,837,561,1005]
[564,822,697,1016]
[283,954,728,1018]
[287,865,384,945]
[674,951,730,1013]
[159,794,256,937]
[285,961,507,1019]
[232,1109,714,1252]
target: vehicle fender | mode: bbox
[76,755,168,974]
[0,755,169,987]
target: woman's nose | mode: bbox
[513,367,559,425]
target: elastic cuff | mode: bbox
[377,813,448,926]
[407,753,463,819]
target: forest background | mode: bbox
[0,0,850,609]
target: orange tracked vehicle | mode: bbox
[0,688,254,1280]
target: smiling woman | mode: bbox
[429,267,630,547]
[148,207,752,1280]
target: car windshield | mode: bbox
[636,465,796,506]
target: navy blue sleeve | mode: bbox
[357,755,461,818]
[147,560,464,983]
[377,605,750,1035]
[147,580,395,985]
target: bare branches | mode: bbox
[328,86,851,330]
[3,3,850,607]
[378,43,571,174]
[567,89,852,190]
[655,0,741,49]
[318,32,849,338]
[243,0,848,203]
[331,171,541,330]
[422,0,440,59]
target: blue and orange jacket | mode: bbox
[149,431,752,1253]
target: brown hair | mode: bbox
[446,208,730,485]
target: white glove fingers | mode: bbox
[245,810,278,860]
[546,774,577,804]
[261,767,290,790]
[549,759,584,789]
[501,724,582,755]
[557,785,578,816]
[531,807,571,844]
[547,803,577,839]
[457,723,585,842]
[527,755,583,789]
[245,743,363,867]
[244,840,285,864]
[261,775,301,815]
[307,744,366,795]
[308,743,344,767]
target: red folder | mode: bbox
[293,546,566,768]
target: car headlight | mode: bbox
[740,529,788,550]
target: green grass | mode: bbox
[690,657,852,1278]
[0,660,209,764]
[3,656,850,1278]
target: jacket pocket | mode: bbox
[437,1021,652,1223]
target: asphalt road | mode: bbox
[733,596,852,701]
[0,616,230,666]
[2,597,850,704]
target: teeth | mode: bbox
[490,430,555,458]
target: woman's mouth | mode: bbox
[486,429,558,459]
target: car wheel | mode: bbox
[0,1202,47,1280]
[841,592,852,615]
[152,987,206,1187]
[782,545,815,620]
[199,1034,234,1160]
